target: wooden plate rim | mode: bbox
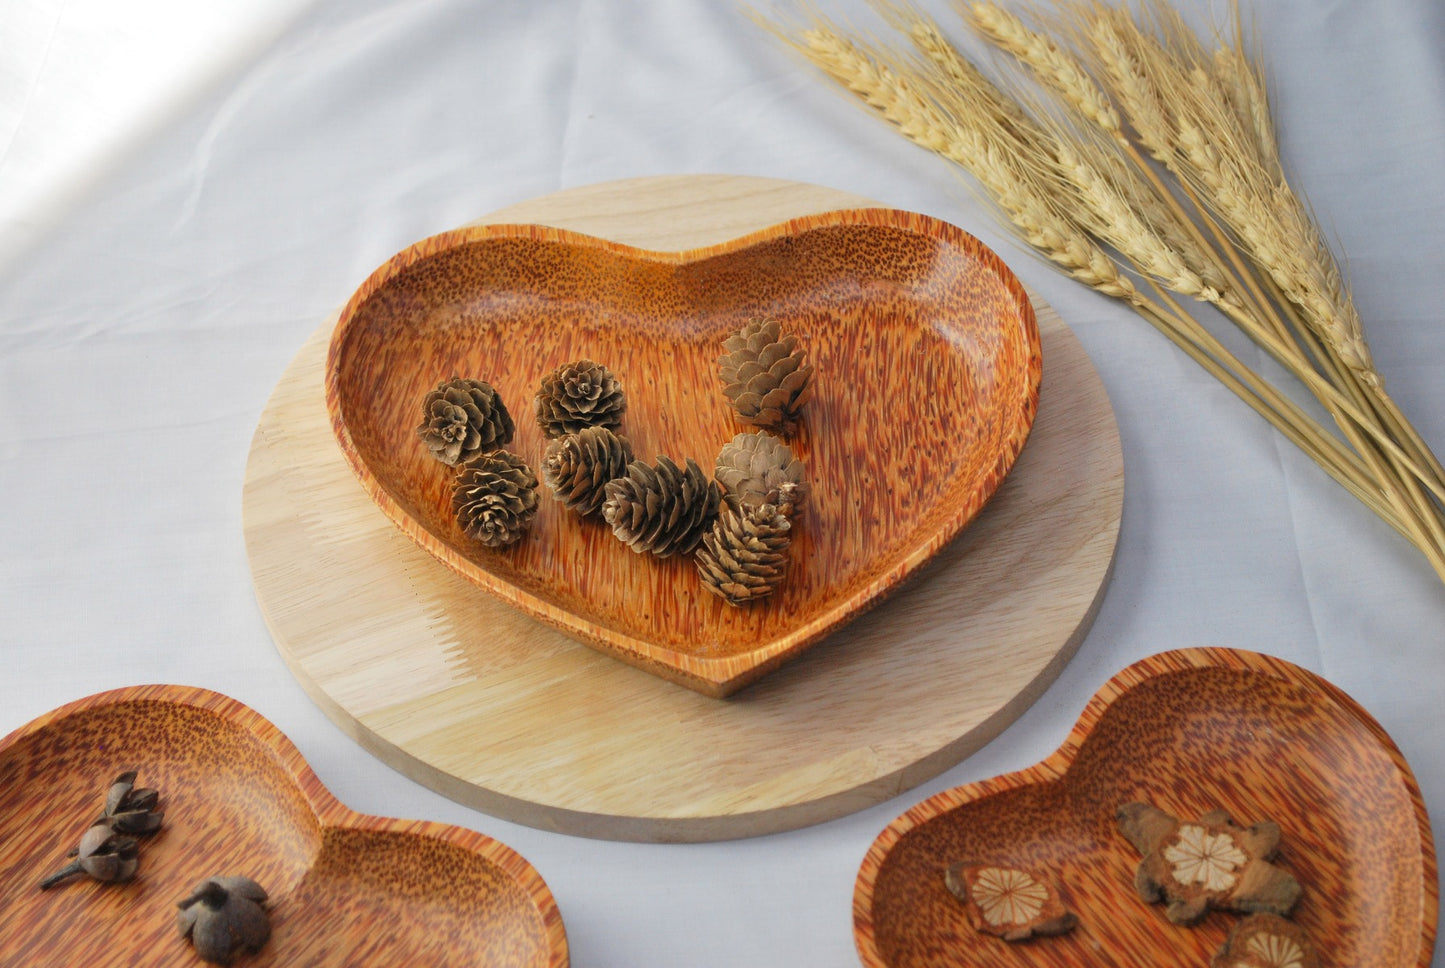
[0,684,570,968]
[322,207,1043,694]
[850,646,1440,967]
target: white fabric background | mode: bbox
[2,1,1443,965]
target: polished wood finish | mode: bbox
[242,175,1123,841]
[325,209,1041,695]
[854,648,1438,968]
[0,685,568,967]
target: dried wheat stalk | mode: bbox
[755,0,1445,584]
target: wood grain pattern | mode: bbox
[853,648,1439,968]
[0,685,568,967]
[242,175,1123,841]
[325,210,1041,696]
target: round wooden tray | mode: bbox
[242,175,1124,842]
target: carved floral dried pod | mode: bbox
[38,823,141,889]
[714,431,809,516]
[534,359,627,438]
[542,426,635,518]
[176,876,271,966]
[452,450,539,549]
[718,316,814,432]
[1117,803,1302,926]
[602,455,720,558]
[416,377,515,466]
[944,862,1078,942]
[95,769,164,835]
[695,498,792,606]
[1211,913,1319,968]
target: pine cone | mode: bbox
[452,451,539,549]
[718,317,814,431]
[696,499,792,605]
[602,456,720,558]
[542,426,635,517]
[535,359,626,437]
[417,377,515,466]
[715,431,809,516]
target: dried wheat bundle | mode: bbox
[755,0,1445,585]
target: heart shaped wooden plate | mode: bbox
[854,648,1438,967]
[0,686,568,967]
[324,209,1041,696]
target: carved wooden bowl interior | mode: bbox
[325,209,1041,696]
[0,686,568,966]
[853,648,1438,967]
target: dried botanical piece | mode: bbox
[757,1,1445,588]
[714,431,809,516]
[95,769,164,835]
[535,359,627,438]
[1117,803,1301,925]
[696,499,792,605]
[38,823,141,888]
[417,377,515,466]
[177,876,271,966]
[944,862,1078,941]
[603,455,721,558]
[453,450,539,549]
[718,317,815,432]
[542,426,635,518]
[1212,913,1319,968]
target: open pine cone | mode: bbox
[452,450,539,549]
[718,317,814,432]
[696,499,792,605]
[542,426,635,517]
[715,431,808,516]
[417,377,515,466]
[602,456,720,558]
[535,359,627,437]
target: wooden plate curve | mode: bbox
[242,175,1125,842]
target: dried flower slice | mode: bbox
[1117,803,1302,925]
[1212,913,1319,968]
[944,862,1077,942]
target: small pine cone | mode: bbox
[542,426,635,517]
[696,499,792,606]
[417,377,515,466]
[602,456,720,558]
[535,359,626,437]
[715,431,809,516]
[453,451,539,548]
[718,317,814,431]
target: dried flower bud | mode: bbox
[177,876,271,966]
[39,823,141,889]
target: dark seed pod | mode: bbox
[177,876,271,966]
[97,770,164,835]
[39,824,140,888]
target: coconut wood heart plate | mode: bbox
[0,685,568,967]
[854,648,1438,967]
[324,208,1041,696]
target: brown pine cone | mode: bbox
[602,456,720,558]
[715,431,808,516]
[452,451,539,549]
[535,359,626,437]
[542,426,635,517]
[696,499,792,605]
[417,377,515,466]
[718,317,814,431]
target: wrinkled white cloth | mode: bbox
[2,2,1442,965]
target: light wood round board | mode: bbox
[242,175,1123,842]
